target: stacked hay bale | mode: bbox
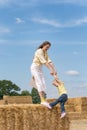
[0,97,87,130]
[3,96,32,104]
[0,104,69,130]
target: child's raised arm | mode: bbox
[53,74,63,86]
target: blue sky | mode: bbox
[0,0,87,98]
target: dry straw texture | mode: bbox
[0,104,69,130]
[0,97,87,130]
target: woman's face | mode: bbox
[42,44,50,51]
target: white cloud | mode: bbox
[0,0,40,7]
[71,17,87,26]
[0,39,41,45]
[0,27,10,34]
[79,83,87,88]
[73,51,79,55]
[32,17,61,27]
[0,0,87,7]
[32,17,87,28]
[0,39,9,44]
[0,0,11,5]
[66,70,79,76]
[59,41,87,45]
[15,18,25,24]
[47,0,87,6]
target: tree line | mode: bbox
[0,80,40,104]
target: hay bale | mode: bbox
[3,96,32,104]
[0,104,70,130]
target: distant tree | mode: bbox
[20,90,31,96]
[31,88,40,104]
[0,80,21,99]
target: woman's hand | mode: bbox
[52,78,62,87]
[53,74,62,85]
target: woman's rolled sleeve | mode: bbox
[46,54,51,63]
[37,49,47,64]
[38,55,47,64]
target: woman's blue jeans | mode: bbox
[50,94,68,113]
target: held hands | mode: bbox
[50,70,62,85]
[53,74,62,86]
[52,78,62,87]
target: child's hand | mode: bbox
[52,74,63,86]
[52,79,62,87]
[56,79,62,86]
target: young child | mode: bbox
[50,79,68,118]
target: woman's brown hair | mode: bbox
[37,41,51,49]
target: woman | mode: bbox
[30,41,58,108]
